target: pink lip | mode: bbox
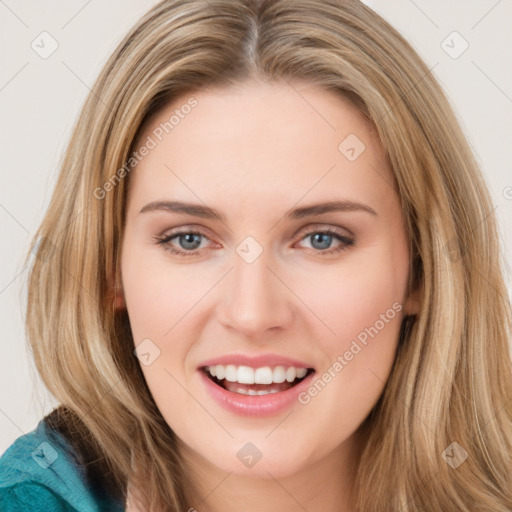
[198,353,314,370]
[198,366,316,418]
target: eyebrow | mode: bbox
[138,199,377,220]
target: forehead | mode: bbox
[127,80,395,213]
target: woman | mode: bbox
[1,0,511,511]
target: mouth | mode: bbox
[201,365,315,396]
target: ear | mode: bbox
[106,271,126,311]
[403,284,421,316]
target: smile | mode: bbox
[202,364,313,395]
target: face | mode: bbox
[119,80,418,483]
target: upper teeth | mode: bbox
[206,365,308,385]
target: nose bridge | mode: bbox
[217,243,293,337]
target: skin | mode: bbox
[118,79,420,512]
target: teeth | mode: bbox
[285,367,296,382]
[296,368,307,378]
[230,387,280,396]
[206,364,310,385]
[272,366,286,383]
[255,367,273,384]
[225,365,237,382]
[215,365,225,380]
[237,366,255,384]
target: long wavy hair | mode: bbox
[24,0,512,510]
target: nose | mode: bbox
[216,250,294,340]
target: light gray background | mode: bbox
[1,0,511,453]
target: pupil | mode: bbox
[180,233,201,250]
[311,233,331,250]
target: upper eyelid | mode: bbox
[159,222,353,238]
[158,224,353,246]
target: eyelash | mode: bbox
[153,227,355,257]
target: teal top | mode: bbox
[0,419,125,511]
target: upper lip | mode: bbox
[198,353,315,370]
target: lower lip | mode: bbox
[198,369,316,417]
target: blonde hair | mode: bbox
[25,0,512,510]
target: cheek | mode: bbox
[292,247,407,427]
[122,253,209,341]
[296,250,406,350]
[121,249,213,405]
[121,252,202,428]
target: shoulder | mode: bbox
[0,418,124,512]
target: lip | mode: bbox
[198,365,316,417]
[198,353,313,370]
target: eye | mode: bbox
[295,227,355,255]
[154,230,212,257]
[153,226,355,257]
